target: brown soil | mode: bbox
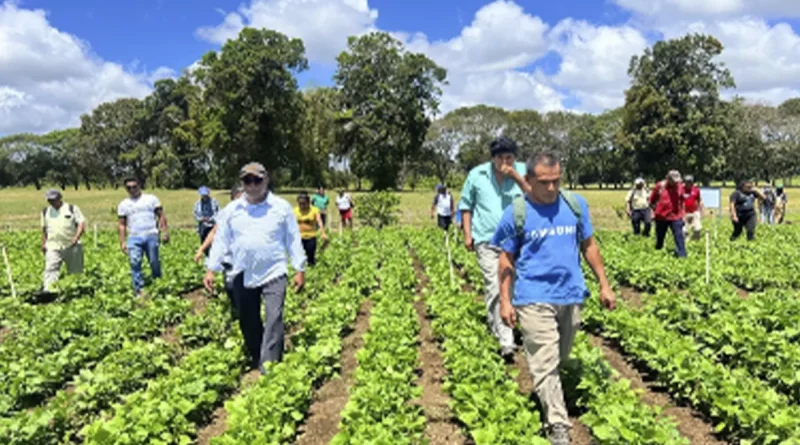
[618,285,645,310]
[0,326,10,344]
[159,325,179,345]
[510,350,593,445]
[195,369,261,445]
[184,288,209,315]
[735,287,749,300]
[588,334,728,445]
[294,299,373,445]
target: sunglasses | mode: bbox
[125,184,139,190]
[242,176,264,186]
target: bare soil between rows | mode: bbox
[293,298,373,445]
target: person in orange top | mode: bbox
[294,192,328,266]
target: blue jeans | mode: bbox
[655,220,687,258]
[761,205,774,225]
[127,235,161,293]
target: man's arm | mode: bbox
[41,227,47,254]
[498,251,517,327]
[462,211,473,249]
[625,191,632,215]
[155,207,168,232]
[580,236,616,310]
[72,207,86,244]
[500,164,531,194]
[118,216,128,253]
[315,211,327,239]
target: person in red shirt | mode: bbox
[682,175,703,241]
[649,170,687,258]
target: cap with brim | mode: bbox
[634,178,645,185]
[239,162,266,179]
[667,170,681,182]
[198,186,210,196]
[45,189,61,200]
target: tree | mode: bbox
[40,129,82,190]
[297,87,342,187]
[505,110,549,160]
[434,105,508,173]
[619,34,735,185]
[335,32,447,190]
[0,134,54,189]
[195,28,308,185]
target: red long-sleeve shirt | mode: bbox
[649,181,684,221]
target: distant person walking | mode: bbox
[682,175,703,240]
[295,192,328,266]
[194,186,219,255]
[760,184,777,225]
[774,186,788,224]
[204,162,306,373]
[625,178,651,236]
[493,152,616,445]
[41,190,86,291]
[649,170,687,257]
[311,186,330,227]
[195,185,244,320]
[459,136,528,360]
[730,180,765,242]
[431,185,455,230]
[336,189,355,230]
[118,178,169,296]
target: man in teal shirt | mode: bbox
[311,186,330,227]
[459,136,528,360]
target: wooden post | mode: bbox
[2,246,16,299]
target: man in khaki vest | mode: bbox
[625,178,651,236]
[41,189,86,291]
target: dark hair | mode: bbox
[297,192,310,203]
[489,136,519,157]
[123,177,139,186]
[526,151,561,174]
[739,180,752,190]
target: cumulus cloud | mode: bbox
[613,0,800,19]
[195,0,379,65]
[549,19,648,112]
[0,2,169,135]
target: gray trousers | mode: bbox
[475,243,515,350]
[234,274,288,373]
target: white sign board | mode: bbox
[700,187,721,210]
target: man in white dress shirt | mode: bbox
[204,162,306,373]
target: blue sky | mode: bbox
[3,0,800,135]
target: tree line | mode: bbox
[2,30,800,191]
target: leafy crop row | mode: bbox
[332,232,424,444]
[212,232,381,445]
[407,228,549,445]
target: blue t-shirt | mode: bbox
[491,194,594,306]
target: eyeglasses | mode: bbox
[242,176,264,186]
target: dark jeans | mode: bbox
[198,223,214,256]
[235,274,288,373]
[631,209,651,236]
[223,263,239,320]
[302,238,317,266]
[655,220,687,258]
[319,212,327,227]
[437,214,452,230]
[732,213,757,241]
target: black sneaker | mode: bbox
[547,424,570,445]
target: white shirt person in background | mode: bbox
[336,189,355,230]
[430,184,455,230]
[204,162,306,374]
[117,177,169,296]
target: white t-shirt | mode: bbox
[118,194,162,236]
[433,193,454,217]
[336,194,352,211]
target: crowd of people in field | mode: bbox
[34,135,792,445]
[624,172,789,255]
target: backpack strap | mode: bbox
[42,207,48,229]
[559,190,585,243]
[511,196,527,259]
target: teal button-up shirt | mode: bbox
[458,161,527,245]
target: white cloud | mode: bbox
[439,70,564,114]
[403,1,549,73]
[652,18,800,105]
[614,0,800,19]
[0,2,168,135]
[549,19,648,112]
[196,0,379,65]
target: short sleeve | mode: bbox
[151,195,162,209]
[40,210,46,228]
[625,190,632,203]
[73,206,86,224]
[459,172,476,211]
[117,202,127,217]
[491,206,518,254]
[729,192,737,203]
[578,198,594,239]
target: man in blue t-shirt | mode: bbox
[492,151,616,445]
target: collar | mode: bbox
[234,192,273,209]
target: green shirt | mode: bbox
[458,161,526,245]
[311,193,329,212]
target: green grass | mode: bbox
[1,186,796,231]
